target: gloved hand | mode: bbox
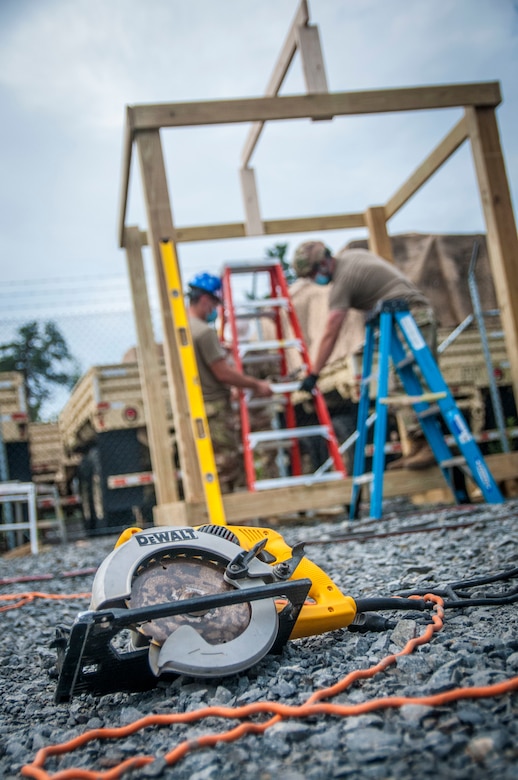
[299,373,319,393]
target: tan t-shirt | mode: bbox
[329,248,429,312]
[189,315,230,403]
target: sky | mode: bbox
[0,0,517,410]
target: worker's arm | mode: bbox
[210,358,273,397]
[312,309,348,375]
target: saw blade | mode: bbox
[128,555,251,646]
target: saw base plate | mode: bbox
[54,578,311,703]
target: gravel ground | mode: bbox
[0,497,517,780]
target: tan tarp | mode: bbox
[345,232,496,329]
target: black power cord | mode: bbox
[396,566,518,609]
[347,566,517,632]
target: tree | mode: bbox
[0,320,81,421]
[265,242,296,285]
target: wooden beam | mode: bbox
[465,106,518,405]
[117,107,135,248]
[130,83,501,131]
[365,206,393,261]
[139,212,366,245]
[135,130,205,504]
[385,115,469,219]
[240,0,310,168]
[153,451,518,526]
[296,24,329,95]
[239,167,264,235]
[124,227,179,504]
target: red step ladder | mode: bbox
[220,259,347,491]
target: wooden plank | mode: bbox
[465,106,518,405]
[297,25,328,95]
[130,83,501,131]
[153,451,518,526]
[135,131,205,504]
[117,107,134,248]
[141,212,366,245]
[385,116,469,218]
[239,167,264,235]
[365,206,393,261]
[241,0,309,168]
[124,227,179,504]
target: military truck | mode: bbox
[58,360,173,532]
[0,371,31,482]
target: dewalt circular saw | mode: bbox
[54,523,357,703]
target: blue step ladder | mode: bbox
[350,299,504,520]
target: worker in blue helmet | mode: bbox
[187,273,223,323]
[187,272,273,492]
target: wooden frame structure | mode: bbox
[118,2,518,525]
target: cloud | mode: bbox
[0,0,515,291]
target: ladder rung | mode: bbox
[352,472,374,485]
[222,260,278,273]
[234,298,289,310]
[395,354,415,370]
[241,354,282,365]
[239,339,302,355]
[254,472,345,491]
[246,399,287,411]
[417,404,441,419]
[379,392,447,406]
[270,381,302,394]
[248,425,331,446]
[360,371,378,386]
[439,456,467,468]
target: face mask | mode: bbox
[206,309,218,323]
[315,273,331,286]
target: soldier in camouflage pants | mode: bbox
[293,241,438,470]
[187,273,273,493]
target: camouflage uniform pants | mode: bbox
[204,398,244,493]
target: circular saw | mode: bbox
[54,523,357,702]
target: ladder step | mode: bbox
[395,354,416,370]
[221,259,279,273]
[439,455,467,468]
[270,381,302,394]
[417,404,441,419]
[241,354,282,365]
[352,472,374,485]
[234,298,289,310]
[248,425,331,447]
[247,397,287,409]
[254,471,345,491]
[379,392,447,406]
[239,339,302,355]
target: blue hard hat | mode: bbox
[187,272,222,299]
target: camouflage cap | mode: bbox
[292,241,332,277]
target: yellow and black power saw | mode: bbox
[54,520,437,703]
[54,522,366,703]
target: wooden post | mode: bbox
[365,206,393,262]
[123,227,179,506]
[239,167,264,235]
[296,25,328,95]
[135,130,205,504]
[465,106,518,405]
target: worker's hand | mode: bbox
[299,373,319,393]
[253,379,274,397]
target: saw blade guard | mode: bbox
[89,526,280,677]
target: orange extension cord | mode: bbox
[15,593,518,780]
[0,592,91,612]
